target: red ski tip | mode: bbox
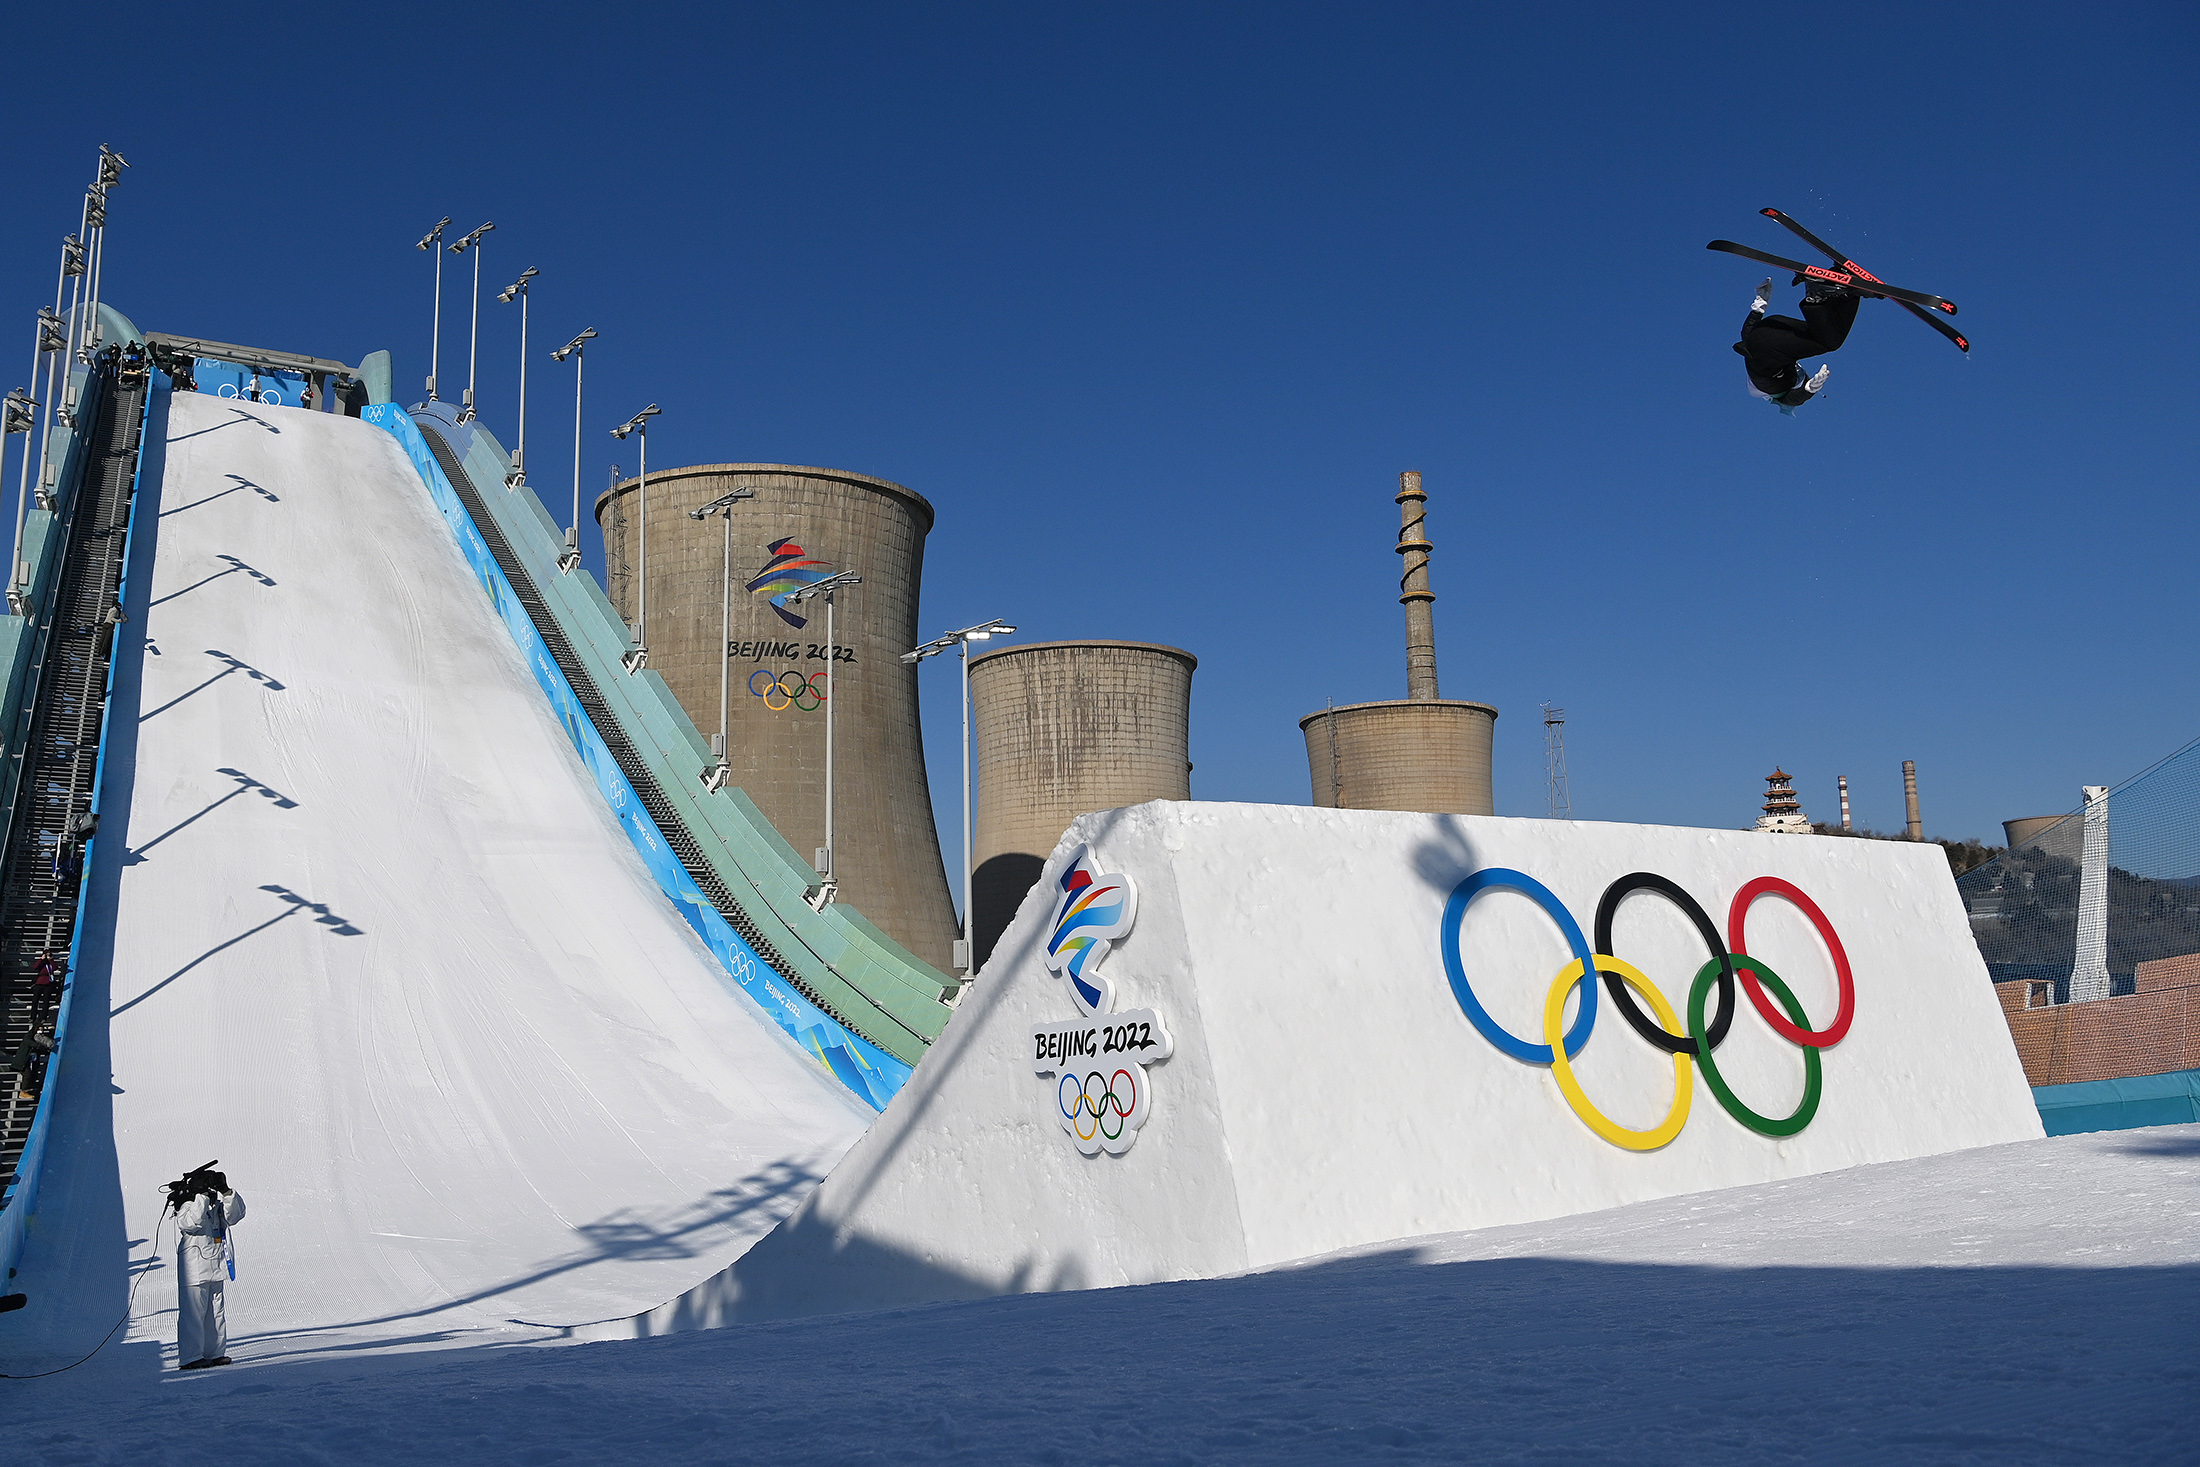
[1760,207,1781,217]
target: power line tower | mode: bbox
[1542,703,1572,819]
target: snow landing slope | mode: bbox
[3,387,871,1368]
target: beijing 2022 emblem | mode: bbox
[1030,845,1172,1156]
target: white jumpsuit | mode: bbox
[175,1190,246,1365]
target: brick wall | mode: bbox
[1993,956,2200,1086]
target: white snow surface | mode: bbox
[3,1124,2195,1464]
[2,391,870,1370]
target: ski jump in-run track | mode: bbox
[1711,207,1968,415]
[1,390,876,1372]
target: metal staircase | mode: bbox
[0,361,143,1182]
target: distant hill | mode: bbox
[1808,823,2003,878]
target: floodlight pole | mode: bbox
[3,389,33,616]
[516,282,526,467]
[418,216,451,399]
[960,636,973,963]
[612,404,661,671]
[824,585,840,882]
[21,236,76,601]
[49,233,83,440]
[902,617,1015,974]
[718,509,731,771]
[690,489,755,790]
[795,571,862,907]
[63,201,89,383]
[551,328,595,571]
[450,221,493,421]
[499,267,538,483]
[82,185,106,358]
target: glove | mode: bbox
[1751,277,1773,313]
[1805,364,1832,393]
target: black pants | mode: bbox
[1744,290,1860,369]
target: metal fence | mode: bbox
[1959,735,2200,1004]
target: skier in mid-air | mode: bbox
[1710,207,1968,416]
[1734,273,1856,415]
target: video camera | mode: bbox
[162,1160,227,1211]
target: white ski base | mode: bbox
[632,798,2043,1329]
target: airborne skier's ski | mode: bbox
[1758,208,1970,354]
[1706,240,1957,314]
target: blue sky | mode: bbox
[3,2,2193,865]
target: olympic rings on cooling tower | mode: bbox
[747,668,829,712]
[1440,868,1856,1148]
[1058,1066,1142,1145]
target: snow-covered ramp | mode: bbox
[6,388,872,1367]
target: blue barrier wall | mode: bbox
[2034,1067,2200,1137]
[189,361,308,410]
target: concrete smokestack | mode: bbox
[1298,470,1495,815]
[1903,760,1922,841]
[1396,471,1437,701]
[1838,775,1852,831]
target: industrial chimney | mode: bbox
[1297,472,1497,814]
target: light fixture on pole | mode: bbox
[51,232,85,432]
[86,149,126,355]
[609,404,661,672]
[416,216,451,400]
[549,327,596,572]
[17,296,68,604]
[1,389,36,618]
[496,266,539,486]
[787,570,863,911]
[447,221,494,421]
[76,184,107,364]
[689,488,757,792]
[82,149,122,359]
[903,617,1017,975]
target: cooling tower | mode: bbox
[967,640,1196,968]
[1298,471,1497,814]
[2003,815,2066,851]
[596,463,959,970]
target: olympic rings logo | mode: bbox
[748,668,828,712]
[1057,1067,1142,1145]
[1440,869,1855,1150]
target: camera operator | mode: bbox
[165,1163,246,1371]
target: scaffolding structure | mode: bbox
[1542,704,1571,820]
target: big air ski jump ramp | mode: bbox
[4,363,2041,1365]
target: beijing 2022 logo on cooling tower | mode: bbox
[1029,845,1173,1156]
[745,538,836,629]
[1441,868,1855,1150]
